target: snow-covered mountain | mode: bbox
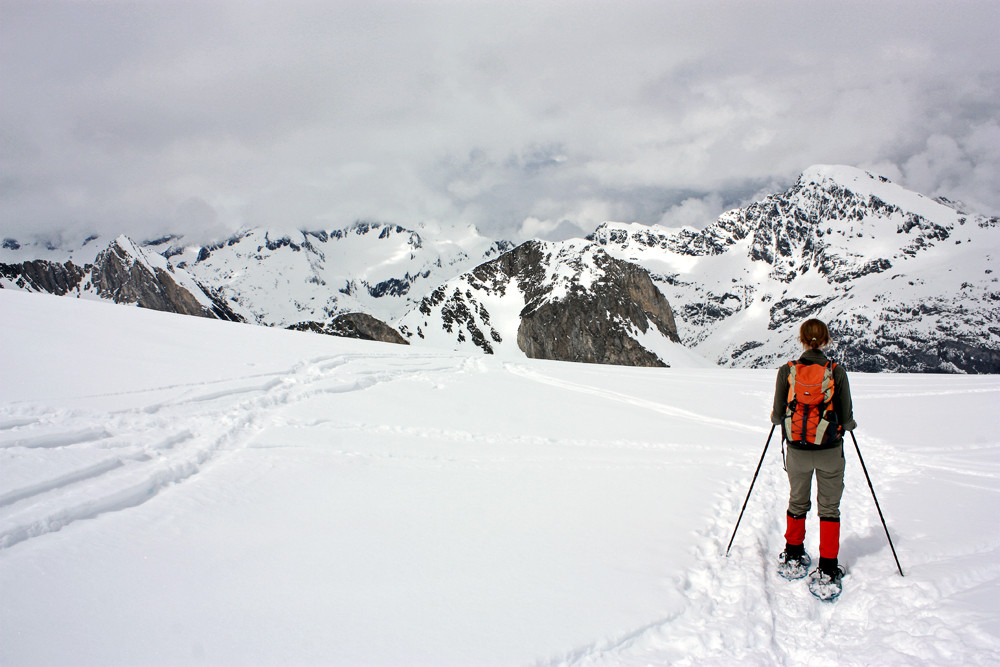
[589,165,1000,372]
[3,165,997,372]
[0,234,242,321]
[397,239,706,367]
[166,221,514,327]
[2,220,513,330]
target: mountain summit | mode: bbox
[590,165,1000,372]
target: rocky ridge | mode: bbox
[288,313,409,345]
[589,165,1000,372]
[1,235,242,321]
[398,240,683,366]
[165,221,513,327]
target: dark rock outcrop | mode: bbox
[91,240,208,317]
[403,240,681,366]
[515,245,680,366]
[0,260,87,295]
[2,237,243,322]
[289,313,409,345]
[89,238,244,321]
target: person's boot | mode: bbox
[777,513,810,579]
[809,555,846,599]
[808,517,846,599]
[817,557,844,582]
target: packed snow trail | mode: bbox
[550,392,1000,666]
[1,291,998,665]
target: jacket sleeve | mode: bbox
[770,364,790,425]
[834,365,857,431]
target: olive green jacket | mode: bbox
[770,349,857,447]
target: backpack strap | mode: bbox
[820,361,836,404]
[786,361,797,404]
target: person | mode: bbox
[770,318,856,587]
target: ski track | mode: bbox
[0,426,113,449]
[504,364,760,435]
[0,352,459,550]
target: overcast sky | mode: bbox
[2,0,999,245]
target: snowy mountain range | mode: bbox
[589,165,999,372]
[165,222,514,327]
[2,165,998,372]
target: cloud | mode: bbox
[518,217,588,242]
[658,194,726,230]
[897,121,1000,212]
[1,0,998,248]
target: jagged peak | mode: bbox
[798,164,886,187]
[793,164,958,223]
[348,219,408,235]
[590,220,700,240]
[100,235,144,269]
[110,233,138,250]
[99,233,176,276]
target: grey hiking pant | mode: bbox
[786,445,845,518]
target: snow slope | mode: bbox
[1,289,998,665]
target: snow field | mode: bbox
[1,289,998,665]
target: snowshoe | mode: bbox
[776,549,811,580]
[807,564,846,601]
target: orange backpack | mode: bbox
[782,361,843,447]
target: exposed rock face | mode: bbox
[288,313,409,345]
[0,260,86,295]
[90,238,244,321]
[399,239,681,366]
[1,236,243,322]
[516,245,679,366]
[91,241,207,316]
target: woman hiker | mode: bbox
[770,318,857,595]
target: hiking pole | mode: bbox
[850,432,904,576]
[726,425,776,557]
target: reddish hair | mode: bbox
[799,319,830,350]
